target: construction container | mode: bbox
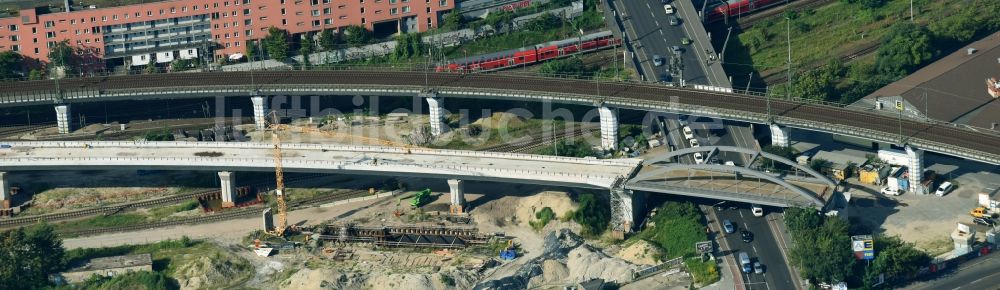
[859,165,880,185]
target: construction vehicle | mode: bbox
[410,188,431,208]
[987,77,1000,98]
[499,240,517,260]
[971,207,998,219]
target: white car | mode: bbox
[688,138,700,148]
[682,126,695,139]
[664,4,675,14]
[725,161,736,166]
[693,152,704,164]
[881,187,901,196]
[935,181,954,196]
[751,204,764,217]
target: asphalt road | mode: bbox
[619,0,709,85]
[902,251,1000,290]
[715,206,797,290]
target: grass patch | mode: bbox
[529,207,556,231]
[55,213,147,232]
[65,237,197,268]
[147,200,200,220]
[630,202,707,259]
[685,258,721,285]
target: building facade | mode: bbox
[0,0,454,69]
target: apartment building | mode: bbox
[0,0,454,69]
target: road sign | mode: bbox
[695,241,713,254]
[852,235,875,260]
[895,100,904,111]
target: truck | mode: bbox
[410,188,431,208]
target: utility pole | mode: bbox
[746,72,753,92]
[923,88,928,120]
[720,26,732,63]
[910,0,914,22]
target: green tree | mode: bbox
[300,33,315,68]
[318,29,338,51]
[442,10,463,30]
[861,236,931,289]
[875,23,935,79]
[789,59,844,102]
[524,13,562,31]
[343,25,372,46]
[0,51,22,79]
[0,223,65,290]
[144,62,156,74]
[809,158,833,172]
[28,69,43,80]
[170,59,193,72]
[571,193,608,236]
[789,218,855,285]
[80,271,171,290]
[485,10,514,30]
[245,40,258,60]
[263,27,290,60]
[784,207,823,235]
[538,57,587,77]
[47,39,76,70]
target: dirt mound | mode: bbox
[368,273,434,290]
[566,246,638,283]
[540,260,569,283]
[174,253,253,290]
[282,268,367,290]
[618,240,665,266]
[515,191,577,227]
[472,112,527,129]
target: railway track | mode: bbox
[56,189,370,238]
[735,0,836,30]
[0,174,325,229]
[0,124,53,138]
[2,71,998,159]
[761,42,880,84]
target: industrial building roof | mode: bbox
[858,31,1000,129]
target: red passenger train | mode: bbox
[435,31,621,73]
[706,0,783,23]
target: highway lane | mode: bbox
[716,206,797,290]
[619,0,709,85]
[902,251,1000,290]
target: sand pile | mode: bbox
[566,246,639,283]
[473,112,527,129]
[617,240,665,266]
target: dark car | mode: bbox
[653,55,665,66]
[741,230,753,243]
[723,219,735,234]
[973,217,995,227]
[669,16,681,26]
[661,0,672,3]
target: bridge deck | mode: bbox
[628,168,831,207]
[0,141,641,189]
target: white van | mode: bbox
[935,181,954,197]
[751,205,764,217]
[739,252,752,273]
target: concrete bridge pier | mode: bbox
[611,189,644,236]
[769,123,790,147]
[251,96,268,130]
[0,172,9,209]
[906,145,925,194]
[55,105,72,134]
[448,179,465,214]
[423,92,448,136]
[219,171,236,208]
[599,106,619,151]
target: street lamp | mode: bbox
[785,15,792,101]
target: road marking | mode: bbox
[739,210,745,218]
[753,245,758,253]
[655,20,660,26]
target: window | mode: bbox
[71,19,76,24]
[148,11,153,16]
[225,1,231,6]
[223,23,229,28]
[234,31,240,37]
[193,5,199,10]
[244,0,252,4]
[136,12,141,17]
[182,6,187,12]
[324,18,332,25]
[388,8,395,14]
[44,21,54,28]
[360,7,365,13]
[113,14,118,20]
[245,29,251,36]
[426,7,430,13]
[233,21,238,26]
[102,16,108,21]
[225,42,231,48]
[312,9,320,16]
[223,12,229,17]
[281,19,287,25]
[361,17,365,24]
[402,6,409,12]
[323,0,330,3]
[214,24,219,28]
[10,45,18,51]
[9,35,16,41]
[7,24,16,31]
[236,41,241,46]
[311,0,319,5]
[91,17,96,22]
[338,4,345,9]
[324,8,331,14]
[339,15,347,19]
[214,3,219,8]
[31,27,36,34]
[34,47,38,54]
[390,0,396,3]
[281,8,285,15]
[244,19,253,25]
[402,0,409,2]
[439,0,447,6]
[46,31,55,38]
[244,8,251,15]
[312,20,320,26]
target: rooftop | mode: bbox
[65,253,152,272]
[858,31,1000,129]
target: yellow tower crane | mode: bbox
[265,113,414,236]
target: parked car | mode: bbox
[741,230,753,243]
[881,187,902,196]
[693,152,705,164]
[653,55,665,66]
[663,4,674,14]
[689,138,700,148]
[973,217,995,227]
[723,219,735,234]
[681,37,692,45]
[725,161,736,166]
[683,126,695,139]
[935,181,954,196]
